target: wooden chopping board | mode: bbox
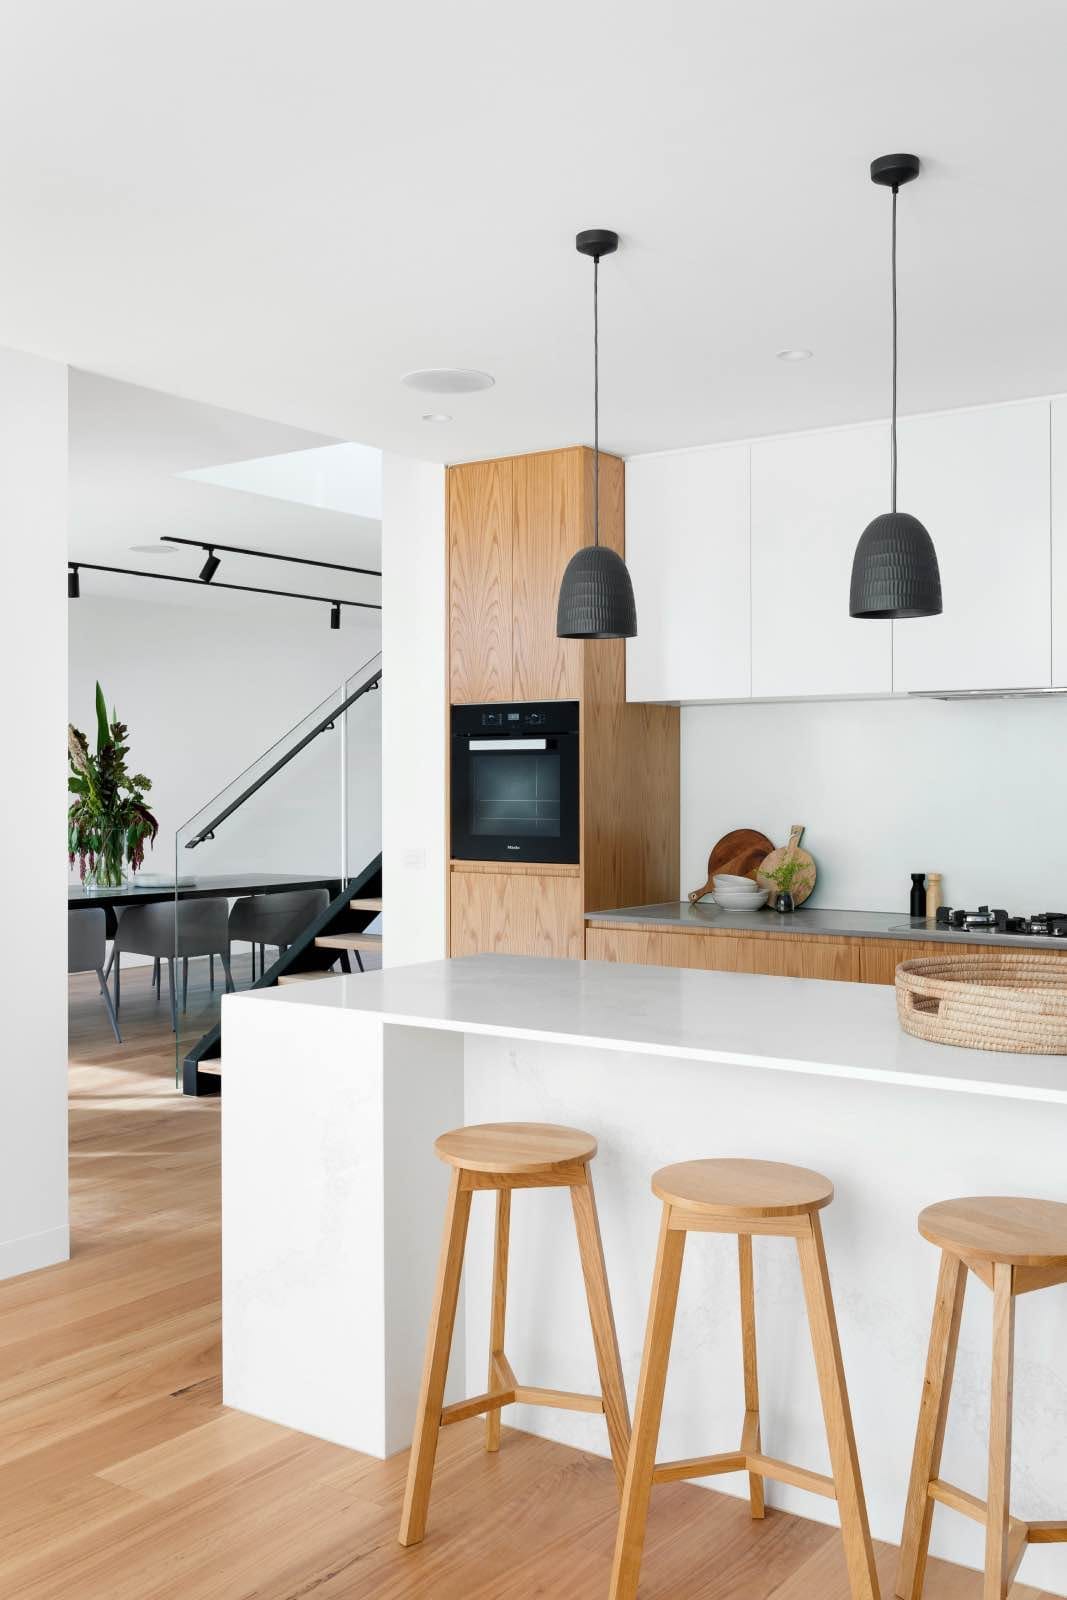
[756,824,817,907]
[688,829,775,904]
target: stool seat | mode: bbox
[918,1194,1067,1267]
[652,1157,834,1218]
[434,1121,597,1175]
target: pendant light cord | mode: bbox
[890,184,898,514]
[593,254,600,546]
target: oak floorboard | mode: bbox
[0,968,1060,1598]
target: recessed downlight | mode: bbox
[129,542,180,556]
[776,348,813,362]
[422,412,452,423]
[401,368,495,394]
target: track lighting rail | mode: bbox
[66,560,380,620]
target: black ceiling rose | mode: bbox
[557,228,637,641]
[850,152,942,621]
[849,512,942,619]
[557,545,637,639]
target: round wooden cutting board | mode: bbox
[688,829,775,904]
[756,824,817,907]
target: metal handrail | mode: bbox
[184,663,381,848]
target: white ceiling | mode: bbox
[7,3,1067,464]
[69,371,382,613]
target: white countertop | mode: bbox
[231,954,1067,1104]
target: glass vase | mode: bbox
[84,825,127,891]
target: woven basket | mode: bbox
[896,952,1067,1054]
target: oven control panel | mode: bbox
[452,701,579,737]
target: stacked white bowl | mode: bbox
[711,873,769,910]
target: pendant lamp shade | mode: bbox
[850,154,942,621]
[556,228,638,640]
[849,511,941,619]
[557,544,637,638]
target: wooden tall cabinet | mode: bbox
[448,445,680,960]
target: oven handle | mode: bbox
[468,737,549,751]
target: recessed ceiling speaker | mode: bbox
[400,368,495,394]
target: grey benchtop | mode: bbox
[584,901,1067,950]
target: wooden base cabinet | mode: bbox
[451,867,584,961]
[586,925,1002,985]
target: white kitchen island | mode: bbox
[221,955,1067,1591]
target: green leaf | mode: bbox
[95,682,110,754]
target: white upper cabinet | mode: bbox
[1051,399,1067,685]
[893,401,1051,693]
[750,424,892,698]
[625,444,750,702]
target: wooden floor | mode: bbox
[0,966,1058,1599]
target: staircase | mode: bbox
[176,650,384,1097]
[182,855,383,1095]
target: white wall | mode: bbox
[381,454,447,967]
[0,348,70,1281]
[69,595,381,890]
[682,694,1067,912]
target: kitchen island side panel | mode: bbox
[462,1032,1067,1593]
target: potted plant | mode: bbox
[761,854,812,914]
[68,684,158,890]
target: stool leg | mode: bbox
[486,1188,511,1453]
[984,1262,1016,1600]
[738,1234,765,1519]
[571,1166,631,1490]
[796,1213,879,1600]
[896,1250,968,1600]
[398,1171,472,1548]
[608,1205,685,1600]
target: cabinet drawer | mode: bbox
[451,870,583,960]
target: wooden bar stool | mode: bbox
[609,1158,878,1600]
[398,1121,631,1547]
[897,1196,1067,1600]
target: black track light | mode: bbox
[330,602,341,630]
[199,549,221,583]
[68,564,80,599]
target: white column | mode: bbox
[380,453,447,968]
[0,347,69,1281]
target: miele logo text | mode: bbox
[507,844,520,850]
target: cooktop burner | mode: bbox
[935,905,1067,937]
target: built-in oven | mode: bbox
[451,701,580,865]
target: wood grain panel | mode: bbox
[451,860,580,878]
[580,450,680,913]
[586,926,858,981]
[512,448,585,701]
[448,458,514,703]
[450,869,584,959]
[857,939,998,986]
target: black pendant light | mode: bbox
[557,229,637,639]
[850,154,942,620]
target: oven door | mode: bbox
[451,733,579,864]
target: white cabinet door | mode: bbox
[625,444,750,702]
[893,401,1051,692]
[750,423,892,698]
[1051,399,1067,685]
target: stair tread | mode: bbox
[277,971,335,985]
[314,932,384,952]
[199,1060,222,1076]
[349,897,383,911]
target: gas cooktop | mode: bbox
[934,906,1067,938]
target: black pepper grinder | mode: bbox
[909,872,927,918]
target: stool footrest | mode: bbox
[651,1446,836,1500]
[928,1478,1067,1548]
[440,1378,607,1428]
[440,1388,515,1426]
[512,1384,604,1414]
